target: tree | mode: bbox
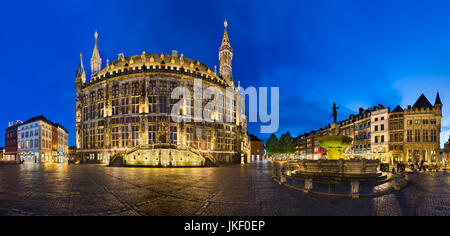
[265,134,279,154]
[279,132,295,154]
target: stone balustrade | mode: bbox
[296,159,379,175]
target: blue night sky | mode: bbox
[0,0,449,147]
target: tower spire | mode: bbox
[221,19,231,48]
[76,53,86,84]
[435,90,442,106]
[219,19,233,85]
[90,30,102,76]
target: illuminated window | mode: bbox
[131,97,139,114]
[148,125,156,144]
[149,95,157,113]
[131,126,139,146]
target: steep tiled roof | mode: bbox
[412,94,433,109]
[391,105,404,113]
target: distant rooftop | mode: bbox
[22,115,68,133]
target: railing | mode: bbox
[83,65,228,89]
[124,143,216,164]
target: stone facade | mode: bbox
[75,21,249,166]
[403,94,442,165]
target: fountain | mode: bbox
[318,103,353,160]
[272,102,398,198]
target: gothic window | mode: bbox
[131,126,139,146]
[131,82,139,96]
[97,89,104,101]
[97,128,104,148]
[112,127,119,147]
[90,129,95,148]
[169,126,177,144]
[423,129,429,142]
[431,129,437,142]
[90,103,96,120]
[122,83,129,97]
[414,129,420,142]
[407,130,413,143]
[121,98,129,114]
[149,95,157,113]
[112,99,120,115]
[131,97,139,114]
[97,102,104,118]
[121,126,129,147]
[148,125,156,144]
[159,96,167,114]
[112,85,119,98]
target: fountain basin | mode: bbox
[318,136,352,160]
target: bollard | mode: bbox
[392,176,401,191]
[304,179,313,193]
[351,181,359,199]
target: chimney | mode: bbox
[172,50,178,57]
[359,107,364,114]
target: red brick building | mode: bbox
[4,124,19,160]
[249,134,265,161]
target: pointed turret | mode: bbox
[76,53,86,84]
[434,90,443,116]
[90,31,102,76]
[435,90,442,106]
[219,19,233,85]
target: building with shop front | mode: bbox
[371,107,389,162]
[17,115,69,163]
[75,21,249,166]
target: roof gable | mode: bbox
[412,94,433,109]
[391,105,403,113]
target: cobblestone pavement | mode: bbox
[0,161,448,216]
